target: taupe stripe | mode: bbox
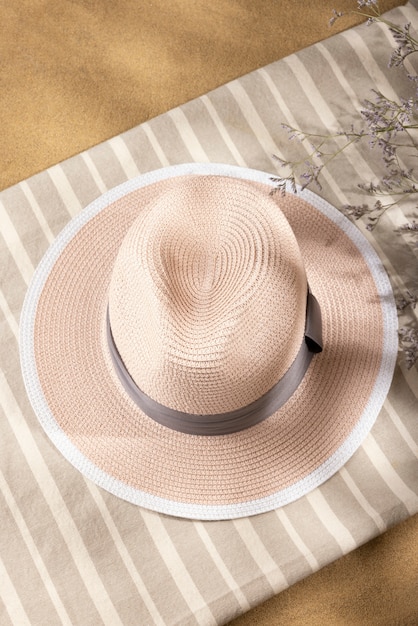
[363,435,418,515]
[275,509,320,572]
[385,398,418,454]
[121,126,169,172]
[343,446,413,525]
[20,181,55,243]
[84,482,166,625]
[193,522,251,612]
[0,200,35,285]
[22,173,74,235]
[316,42,361,108]
[140,509,217,625]
[146,114,198,164]
[232,518,288,593]
[168,108,210,162]
[306,491,357,555]
[142,122,171,166]
[108,136,141,179]
[336,30,413,190]
[0,373,124,626]
[203,88,273,169]
[0,327,108,624]
[195,519,281,602]
[60,155,106,207]
[403,362,418,397]
[80,152,108,194]
[48,164,83,217]
[0,188,51,269]
[318,474,386,544]
[0,555,31,626]
[0,290,19,339]
[159,516,248,622]
[243,512,316,586]
[339,467,387,533]
[87,142,130,189]
[0,471,73,625]
[226,81,279,164]
[200,96,247,166]
[342,29,403,100]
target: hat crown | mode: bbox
[108,176,307,414]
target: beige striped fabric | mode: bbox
[1,2,418,624]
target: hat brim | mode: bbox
[20,163,398,520]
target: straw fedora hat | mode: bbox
[20,163,398,520]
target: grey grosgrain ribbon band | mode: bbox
[106,290,322,436]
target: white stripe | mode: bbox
[398,2,418,20]
[108,136,141,179]
[283,54,388,186]
[193,522,250,612]
[362,434,418,515]
[20,181,55,243]
[274,509,320,571]
[339,467,386,533]
[226,81,279,162]
[80,153,108,194]
[257,67,303,145]
[48,164,83,218]
[0,289,19,340]
[141,123,171,167]
[84,482,166,626]
[140,510,217,625]
[167,108,210,162]
[0,554,31,626]
[0,372,124,626]
[200,95,247,167]
[384,398,418,458]
[0,470,73,625]
[341,29,399,101]
[316,42,361,109]
[232,518,288,593]
[0,200,34,285]
[255,69,348,206]
[306,490,357,554]
[402,363,418,400]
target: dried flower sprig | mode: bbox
[397,218,418,246]
[398,325,418,368]
[272,0,418,369]
[331,0,418,72]
[396,291,418,368]
[396,289,418,311]
[272,0,418,231]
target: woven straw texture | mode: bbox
[20,165,396,518]
[108,177,307,414]
[1,0,418,624]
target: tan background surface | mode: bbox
[2,0,417,623]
